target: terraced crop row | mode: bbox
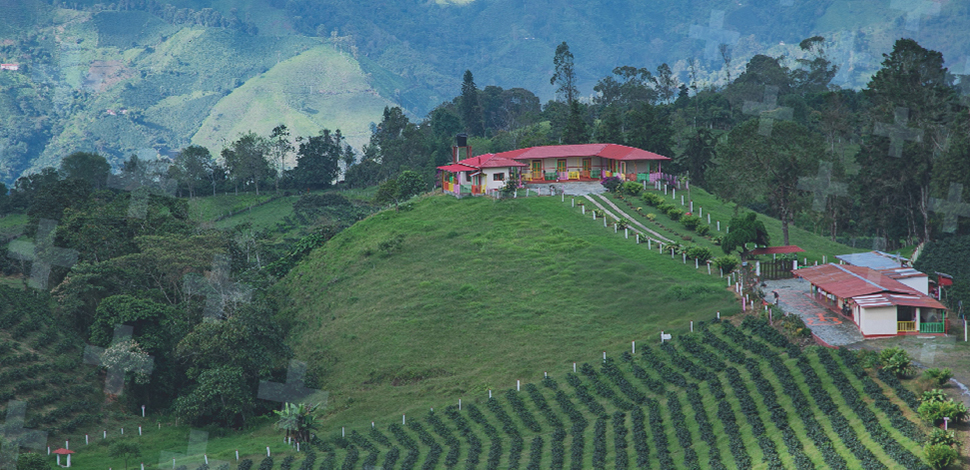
[303,318,927,469]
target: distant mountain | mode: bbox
[1,0,968,183]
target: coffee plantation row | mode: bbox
[218,316,929,469]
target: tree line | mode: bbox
[352,37,970,248]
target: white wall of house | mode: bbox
[859,305,898,336]
[898,276,929,295]
[482,168,512,192]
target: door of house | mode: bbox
[531,160,542,180]
[582,158,592,177]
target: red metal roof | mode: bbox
[793,264,922,299]
[853,293,946,310]
[494,143,671,161]
[457,154,527,168]
[437,163,477,172]
[749,245,805,256]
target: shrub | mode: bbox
[680,214,701,230]
[712,256,740,274]
[925,368,954,386]
[925,443,959,469]
[711,234,723,246]
[601,176,622,192]
[926,428,958,447]
[667,208,684,221]
[640,192,663,206]
[918,398,969,424]
[923,389,948,404]
[880,347,916,377]
[856,349,882,369]
[781,313,811,338]
[656,202,676,215]
[695,224,710,236]
[620,181,642,196]
[645,213,656,221]
[686,246,714,263]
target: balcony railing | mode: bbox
[919,322,945,334]
[897,321,916,332]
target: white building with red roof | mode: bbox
[1,63,19,71]
[437,141,671,197]
[793,263,947,337]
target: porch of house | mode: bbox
[809,286,947,336]
[518,156,672,186]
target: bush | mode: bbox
[237,460,253,470]
[925,444,959,469]
[880,347,916,377]
[918,398,969,424]
[712,255,740,274]
[681,214,701,230]
[695,224,710,236]
[781,313,811,338]
[601,176,622,192]
[667,208,684,221]
[923,389,948,404]
[620,181,642,196]
[640,192,663,206]
[656,202,676,215]
[686,246,714,263]
[926,428,958,447]
[645,213,656,221]
[925,368,954,386]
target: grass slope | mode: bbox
[277,195,742,427]
[603,186,865,262]
[192,44,396,154]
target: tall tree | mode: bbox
[222,132,273,195]
[676,127,717,187]
[550,41,578,104]
[712,118,822,245]
[269,124,293,192]
[593,66,657,111]
[654,63,679,104]
[721,212,770,259]
[860,38,958,242]
[459,70,484,137]
[593,106,624,144]
[171,145,213,198]
[561,100,589,144]
[61,151,110,189]
[293,129,343,190]
[624,102,673,156]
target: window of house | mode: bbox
[465,172,472,182]
[493,173,505,181]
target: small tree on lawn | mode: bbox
[720,212,769,259]
[274,402,320,443]
[16,453,49,470]
[109,441,141,470]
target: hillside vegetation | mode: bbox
[277,195,746,426]
[191,45,395,153]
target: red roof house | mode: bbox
[437,143,672,197]
[793,264,947,337]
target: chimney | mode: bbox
[453,133,470,164]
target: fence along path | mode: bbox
[588,193,676,244]
[581,194,674,245]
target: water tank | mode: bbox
[456,133,468,147]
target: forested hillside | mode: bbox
[2,0,970,186]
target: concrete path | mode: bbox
[581,195,668,246]
[589,194,675,244]
[763,278,864,346]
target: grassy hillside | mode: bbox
[602,185,865,262]
[277,195,744,426]
[191,45,395,154]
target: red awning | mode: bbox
[53,448,75,454]
[437,164,477,172]
[749,245,805,256]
